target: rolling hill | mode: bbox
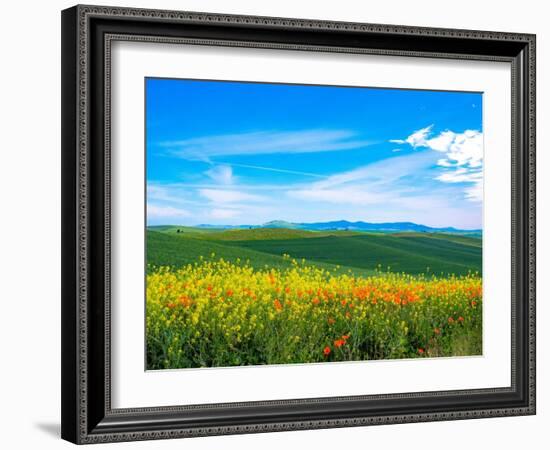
[221,234,481,275]
[147,227,482,276]
[146,231,376,276]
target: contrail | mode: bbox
[221,162,325,178]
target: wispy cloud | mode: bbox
[435,168,482,184]
[312,150,437,190]
[287,151,439,207]
[435,166,483,203]
[147,184,198,206]
[283,150,481,227]
[147,183,273,224]
[465,182,483,202]
[390,125,433,148]
[147,204,190,219]
[204,165,234,185]
[198,189,265,204]
[160,129,374,160]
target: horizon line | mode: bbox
[146,219,482,232]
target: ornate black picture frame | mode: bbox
[61,4,536,444]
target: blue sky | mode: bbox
[146,78,483,229]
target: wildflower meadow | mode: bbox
[146,255,482,369]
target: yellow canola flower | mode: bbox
[146,258,482,369]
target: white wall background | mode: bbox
[0,0,545,448]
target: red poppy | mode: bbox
[334,339,345,348]
[323,346,331,356]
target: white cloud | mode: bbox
[198,189,264,204]
[393,127,483,169]
[390,125,433,148]
[437,159,453,167]
[147,204,190,219]
[426,130,456,152]
[429,131,483,203]
[205,165,233,185]
[391,126,483,202]
[435,168,482,184]
[439,130,483,168]
[161,129,373,160]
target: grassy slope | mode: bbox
[390,232,482,248]
[147,227,366,241]
[146,231,375,276]
[221,234,481,275]
[148,228,481,276]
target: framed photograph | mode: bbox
[61,4,536,444]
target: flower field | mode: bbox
[146,256,482,369]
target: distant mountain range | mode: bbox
[195,220,481,235]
